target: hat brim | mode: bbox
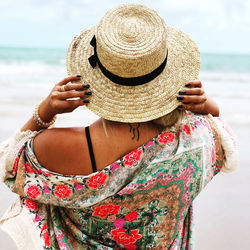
[66,26,200,123]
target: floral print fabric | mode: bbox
[2,114,233,249]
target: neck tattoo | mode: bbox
[128,123,141,141]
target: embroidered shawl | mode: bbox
[0,114,237,249]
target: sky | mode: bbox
[0,0,250,54]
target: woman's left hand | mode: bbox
[177,80,219,116]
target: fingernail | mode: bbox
[178,105,183,108]
[83,100,90,104]
[185,83,191,87]
[83,84,90,88]
[178,91,186,95]
[85,91,92,96]
[177,96,184,100]
[77,75,82,78]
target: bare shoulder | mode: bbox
[34,127,83,152]
[33,127,91,175]
[32,119,162,175]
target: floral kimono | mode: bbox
[0,113,237,249]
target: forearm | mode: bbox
[21,99,55,132]
[21,75,87,132]
[203,96,220,117]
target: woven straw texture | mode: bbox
[66,4,200,122]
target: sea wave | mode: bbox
[0,60,250,81]
[0,58,249,126]
[200,71,250,83]
[0,61,65,74]
[0,61,67,89]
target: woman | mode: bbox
[0,4,237,249]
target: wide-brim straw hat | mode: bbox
[66,4,200,123]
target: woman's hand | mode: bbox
[39,75,91,122]
[177,80,219,116]
[21,75,91,132]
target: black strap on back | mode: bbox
[85,126,97,173]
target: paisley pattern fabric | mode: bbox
[1,114,235,249]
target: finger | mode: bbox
[178,88,204,96]
[181,103,205,113]
[185,80,202,88]
[56,90,92,100]
[50,98,87,112]
[63,99,90,110]
[57,75,81,86]
[177,95,207,104]
[56,83,90,92]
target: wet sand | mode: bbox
[0,108,249,250]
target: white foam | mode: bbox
[200,71,250,83]
[0,61,65,75]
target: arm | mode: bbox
[177,80,220,116]
[0,75,90,181]
[0,75,93,206]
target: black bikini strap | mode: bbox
[85,126,97,173]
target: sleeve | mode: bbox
[0,130,40,182]
[207,115,238,174]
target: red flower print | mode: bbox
[92,204,121,218]
[27,185,41,199]
[13,157,19,174]
[125,211,138,222]
[183,124,191,135]
[25,198,38,211]
[124,244,137,250]
[124,149,142,167]
[111,228,142,245]
[88,172,108,189]
[26,162,34,173]
[41,222,47,231]
[41,222,51,247]
[158,131,175,144]
[54,184,71,199]
[43,231,51,247]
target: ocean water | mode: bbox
[0,47,249,127]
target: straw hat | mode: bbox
[66,4,200,122]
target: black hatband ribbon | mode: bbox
[88,35,168,86]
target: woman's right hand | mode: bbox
[177,80,219,116]
[39,75,91,122]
